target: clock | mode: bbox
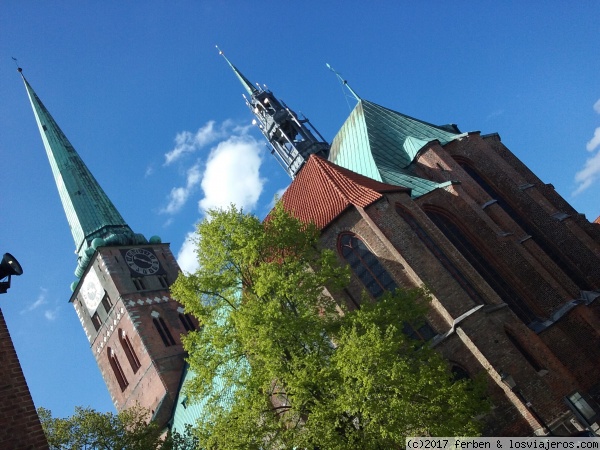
[124,248,160,275]
[82,272,102,313]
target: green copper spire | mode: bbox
[217,46,258,97]
[20,69,146,278]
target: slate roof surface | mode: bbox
[281,155,409,229]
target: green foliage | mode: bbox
[38,406,194,450]
[171,203,488,449]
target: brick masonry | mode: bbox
[0,308,49,449]
[284,131,600,435]
[70,243,196,428]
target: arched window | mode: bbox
[119,329,141,373]
[451,365,470,382]
[178,313,196,332]
[425,208,539,325]
[152,315,176,347]
[396,205,485,305]
[108,347,128,391]
[338,233,395,299]
[456,158,591,291]
[338,232,435,341]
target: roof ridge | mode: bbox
[280,155,411,229]
[312,156,359,205]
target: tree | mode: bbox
[38,406,194,450]
[171,203,488,449]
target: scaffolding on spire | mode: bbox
[218,47,329,179]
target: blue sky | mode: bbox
[1,2,599,419]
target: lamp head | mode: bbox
[0,253,23,278]
[500,372,517,390]
[0,253,23,294]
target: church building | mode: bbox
[221,52,600,436]
[21,50,600,437]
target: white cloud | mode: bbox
[21,288,47,314]
[586,127,600,152]
[20,287,60,320]
[167,120,266,274]
[486,109,504,121]
[573,149,600,195]
[198,135,265,212]
[44,308,59,321]
[162,163,203,214]
[176,231,199,274]
[572,100,600,195]
[268,185,289,209]
[164,120,245,166]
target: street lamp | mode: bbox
[500,371,552,435]
[0,253,23,294]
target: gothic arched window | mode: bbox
[455,158,591,291]
[396,205,485,305]
[338,233,395,299]
[108,347,128,391]
[338,232,435,341]
[152,315,176,347]
[178,313,196,332]
[119,329,141,373]
[425,207,539,325]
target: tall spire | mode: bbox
[19,68,146,278]
[218,47,330,179]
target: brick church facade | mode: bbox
[20,52,600,438]
[224,53,600,435]
[278,133,600,435]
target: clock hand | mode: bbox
[134,255,152,264]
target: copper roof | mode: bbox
[280,155,409,229]
[328,100,457,198]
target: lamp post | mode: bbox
[501,372,552,435]
[0,253,23,294]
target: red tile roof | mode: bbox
[594,216,600,224]
[280,155,409,229]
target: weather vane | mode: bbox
[12,57,23,72]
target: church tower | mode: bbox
[217,48,329,178]
[20,69,194,427]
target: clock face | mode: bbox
[82,272,102,313]
[125,248,160,275]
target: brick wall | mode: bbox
[316,152,600,434]
[0,308,49,449]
